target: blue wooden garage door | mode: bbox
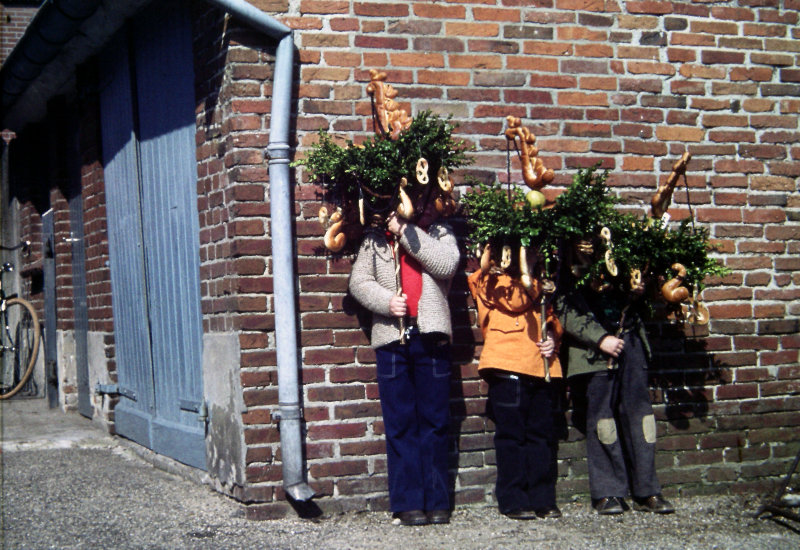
[98,0,205,470]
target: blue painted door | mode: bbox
[42,209,58,408]
[98,0,205,470]
[132,0,205,468]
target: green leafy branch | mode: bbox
[293,111,473,213]
[464,166,617,274]
[464,164,730,311]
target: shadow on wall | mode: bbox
[195,3,287,154]
[7,119,59,300]
[550,322,720,498]
[8,122,52,216]
[562,321,719,439]
[447,266,482,503]
[650,321,721,432]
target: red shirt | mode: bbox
[387,231,424,317]
[400,250,423,317]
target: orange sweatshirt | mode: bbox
[468,269,563,380]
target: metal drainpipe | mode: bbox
[205,0,314,503]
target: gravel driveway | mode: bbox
[2,445,800,550]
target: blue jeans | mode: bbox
[488,373,557,513]
[375,328,452,512]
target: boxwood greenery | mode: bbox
[293,111,473,218]
[464,165,730,311]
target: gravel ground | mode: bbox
[2,446,800,550]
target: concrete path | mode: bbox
[1,398,800,550]
[0,398,115,451]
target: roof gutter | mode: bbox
[204,0,313,504]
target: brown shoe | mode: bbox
[427,510,451,524]
[633,494,675,514]
[594,497,625,515]
[503,507,538,520]
[397,510,429,526]
[535,505,562,519]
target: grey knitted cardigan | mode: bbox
[348,222,460,349]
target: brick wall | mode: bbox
[193,3,285,507]
[9,124,47,314]
[78,82,114,338]
[4,111,78,406]
[49,105,79,409]
[8,70,118,417]
[207,0,800,517]
[75,69,117,422]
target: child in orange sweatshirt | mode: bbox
[468,267,563,520]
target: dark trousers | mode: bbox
[375,329,452,512]
[488,373,556,513]
[578,331,661,500]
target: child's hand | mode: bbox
[389,294,407,317]
[537,331,556,358]
[599,335,624,358]
[387,212,407,237]
[631,279,646,297]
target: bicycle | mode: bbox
[0,241,41,400]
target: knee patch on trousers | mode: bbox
[597,418,617,445]
[642,414,657,444]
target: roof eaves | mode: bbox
[0,0,152,132]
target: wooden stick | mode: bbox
[393,236,405,344]
[541,302,551,383]
[607,304,630,369]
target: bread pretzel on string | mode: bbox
[651,152,691,220]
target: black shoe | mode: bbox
[427,510,451,524]
[633,494,675,514]
[503,507,538,520]
[397,509,429,526]
[535,505,562,519]
[594,496,625,515]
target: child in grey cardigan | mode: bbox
[349,207,459,526]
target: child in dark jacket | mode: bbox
[555,281,675,515]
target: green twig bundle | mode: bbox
[294,111,473,217]
[464,164,730,313]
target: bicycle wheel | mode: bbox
[0,298,41,400]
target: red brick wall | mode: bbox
[78,90,114,337]
[7,87,115,414]
[193,4,276,339]
[9,125,47,314]
[4,109,83,407]
[77,71,117,415]
[193,3,284,507]
[49,116,78,407]
[204,0,800,517]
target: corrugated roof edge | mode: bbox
[0,0,154,132]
